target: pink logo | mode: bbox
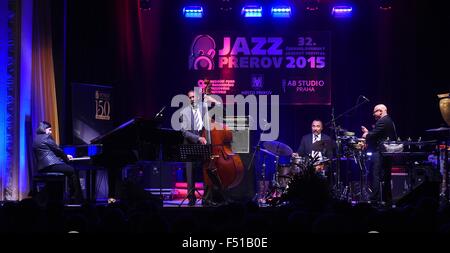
[189,35,216,70]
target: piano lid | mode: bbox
[90,117,183,146]
[90,117,157,145]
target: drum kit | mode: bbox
[257,140,335,206]
[256,131,372,206]
[254,93,450,206]
[255,126,448,206]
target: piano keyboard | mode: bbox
[70,156,91,161]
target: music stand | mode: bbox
[180,144,211,162]
[178,144,211,206]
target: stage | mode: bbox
[1,0,449,238]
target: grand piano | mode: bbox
[65,117,184,202]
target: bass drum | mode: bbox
[275,163,292,189]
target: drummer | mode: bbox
[293,119,335,172]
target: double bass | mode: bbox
[201,81,244,190]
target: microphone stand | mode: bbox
[153,105,166,200]
[329,107,343,199]
[325,98,369,127]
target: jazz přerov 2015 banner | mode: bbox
[188,31,331,105]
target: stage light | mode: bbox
[271,6,292,18]
[331,5,353,18]
[183,6,204,18]
[304,0,319,11]
[139,0,151,11]
[241,5,263,18]
[219,0,233,13]
[378,0,392,10]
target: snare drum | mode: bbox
[313,157,330,174]
[352,138,366,150]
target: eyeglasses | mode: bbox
[373,109,381,113]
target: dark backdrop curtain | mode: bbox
[67,0,162,126]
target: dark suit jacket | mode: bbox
[32,134,68,170]
[179,103,207,144]
[297,133,334,158]
[365,115,397,151]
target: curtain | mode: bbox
[0,0,60,200]
[31,0,60,144]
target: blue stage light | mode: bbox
[331,5,353,18]
[183,6,204,18]
[271,6,292,18]
[241,5,263,18]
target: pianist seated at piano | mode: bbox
[32,121,84,204]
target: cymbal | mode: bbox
[388,140,436,146]
[426,127,450,132]
[263,141,293,156]
[311,139,334,151]
[329,126,348,132]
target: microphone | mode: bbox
[361,95,370,102]
[155,106,166,118]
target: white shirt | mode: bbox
[191,106,203,131]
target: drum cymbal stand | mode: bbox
[328,107,345,199]
[249,129,273,207]
[354,150,371,203]
[325,98,369,200]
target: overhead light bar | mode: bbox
[241,5,263,18]
[183,6,204,18]
[271,6,292,18]
[331,5,353,18]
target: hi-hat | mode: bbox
[263,141,293,156]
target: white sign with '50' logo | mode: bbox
[95,90,111,120]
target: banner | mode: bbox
[188,32,331,105]
[71,83,114,144]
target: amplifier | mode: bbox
[123,161,184,189]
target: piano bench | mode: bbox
[32,172,69,204]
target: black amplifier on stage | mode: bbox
[123,161,184,190]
